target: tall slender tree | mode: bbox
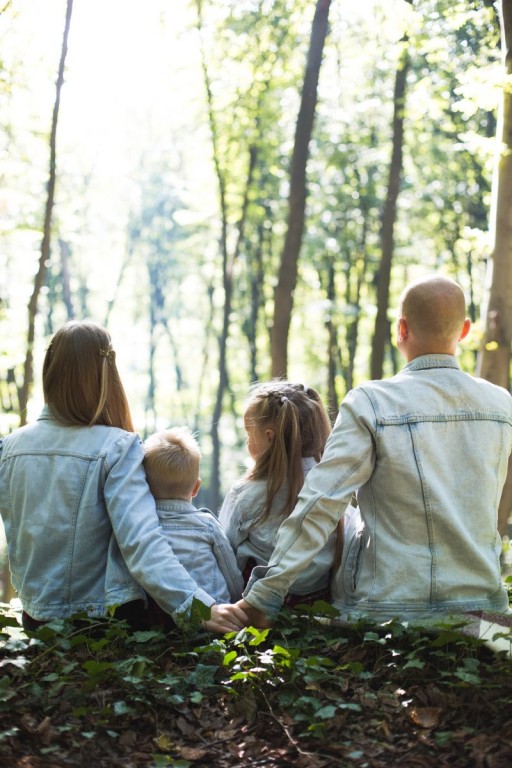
[477,0,512,536]
[17,0,73,425]
[370,5,412,381]
[478,0,512,389]
[271,0,331,378]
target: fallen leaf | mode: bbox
[214,727,238,741]
[176,716,198,738]
[119,729,138,747]
[178,746,209,760]
[409,707,442,729]
[154,732,174,751]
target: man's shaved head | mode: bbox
[399,276,466,344]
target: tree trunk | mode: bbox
[325,262,340,420]
[209,145,257,511]
[144,305,158,439]
[247,218,266,384]
[477,0,512,389]
[17,0,73,426]
[59,238,75,320]
[477,0,512,537]
[270,0,331,378]
[370,37,410,381]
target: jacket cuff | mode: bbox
[172,588,216,622]
[243,578,286,617]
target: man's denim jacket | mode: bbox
[155,499,243,603]
[0,406,216,622]
[245,355,512,621]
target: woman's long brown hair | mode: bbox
[42,320,134,431]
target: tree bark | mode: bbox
[17,0,73,425]
[59,238,75,320]
[196,1,262,510]
[477,0,512,537]
[477,0,512,389]
[325,262,340,420]
[209,145,257,511]
[270,0,331,378]
[370,38,410,381]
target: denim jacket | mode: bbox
[155,499,243,603]
[245,356,512,620]
[0,406,216,622]
[219,457,336,595]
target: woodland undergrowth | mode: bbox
[0,592,511,768]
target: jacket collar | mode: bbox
[403,354,460,373]
[37,404,54,421]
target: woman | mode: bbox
[0,320,247,633]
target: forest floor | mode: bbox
[0,600,511,768]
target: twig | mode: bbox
[259,689,313,758]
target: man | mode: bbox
[236,276,512,626]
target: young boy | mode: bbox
[143,427,243,611]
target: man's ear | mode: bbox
[458,318,471,342]
[397,317,408,342]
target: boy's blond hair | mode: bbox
[143,427,201,500]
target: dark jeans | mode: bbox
[22,598,175,633]
[242,557,331,608]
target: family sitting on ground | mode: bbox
[0,275,511,635]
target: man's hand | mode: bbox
[235,598,273,629]
[203,603,250,633]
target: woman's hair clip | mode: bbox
[99,347,115,362]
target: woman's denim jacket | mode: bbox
[245,355,512,620]
[219,458,336,595]
[0,407,216,622]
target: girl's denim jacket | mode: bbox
[245,355,512,621]
[0,407,216,622]
[219,458,336,595]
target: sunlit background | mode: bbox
[0,0,502,497]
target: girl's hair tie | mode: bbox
[280,395,289,404]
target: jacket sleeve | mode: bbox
[103,433,216,621]
[218,483,249,553]
[210,519,244,601]
[243,388,377,615]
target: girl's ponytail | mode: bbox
[246,380,331,521]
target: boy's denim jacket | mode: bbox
[219,458,336,595]
[155,499,243,603]
[0,406,216,622]
[245,355,512,620]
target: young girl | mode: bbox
[0,320,246,634]
[219,380,338,606]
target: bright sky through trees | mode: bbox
[1,0,501,438]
